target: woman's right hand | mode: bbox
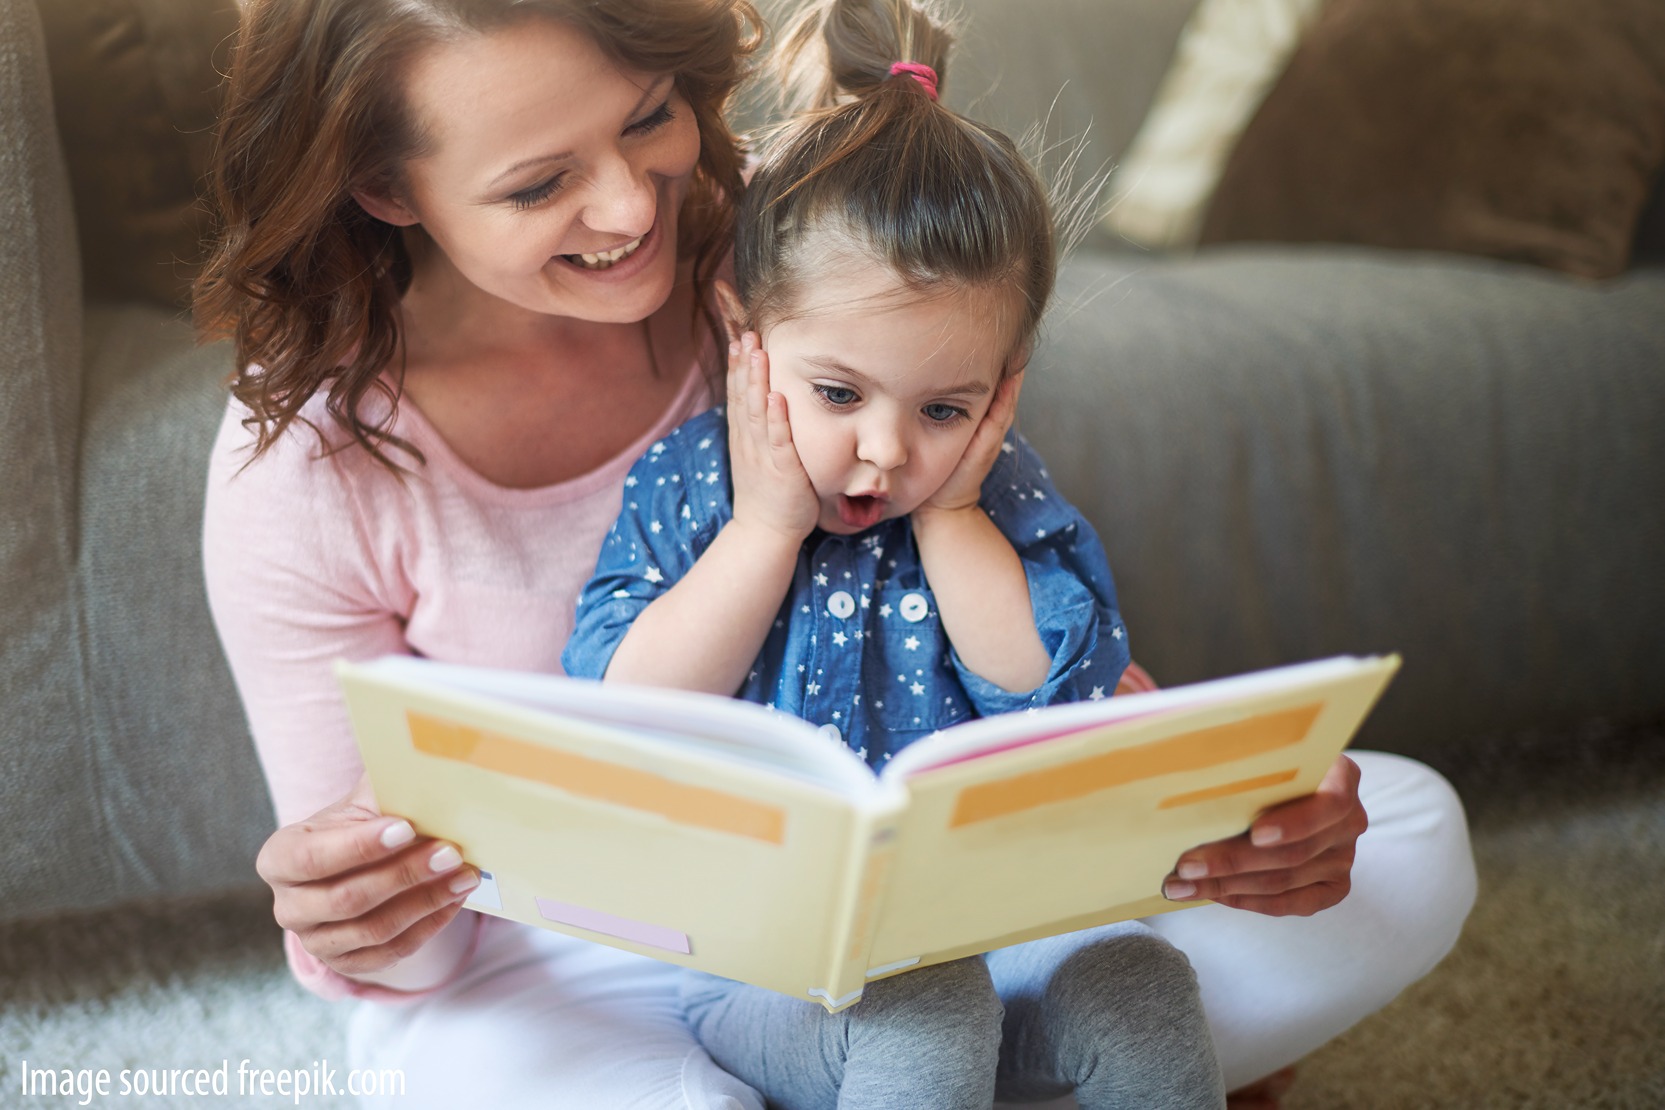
[256,772,480,978]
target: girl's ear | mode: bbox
[351,186,421,228]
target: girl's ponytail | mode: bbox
[774,0,953,113]
[738,0,1056,364]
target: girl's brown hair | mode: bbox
[194,0,762,468]
[736,0,1055,360]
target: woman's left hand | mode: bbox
[1161,753,1368,916]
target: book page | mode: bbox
[881,655,1386,780]
[366,657,877,795]
[863,656,1396,971]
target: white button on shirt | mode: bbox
[899,593,929,622]
[827,590,856,619]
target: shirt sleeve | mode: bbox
[561,411,729,679]
[203,402,473,1003]
[951,430,1131,716]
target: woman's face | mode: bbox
[368,18,702,324]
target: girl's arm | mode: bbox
[911,374,1051,692]
[584,333,821,695]
[912,502,1051,692]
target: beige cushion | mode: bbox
[1198,0,1665,279]
[1102,0,1328,249]
[40,0,239,309]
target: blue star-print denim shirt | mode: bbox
[562,407,1130,768]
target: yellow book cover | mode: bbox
[338,653,1399,1012]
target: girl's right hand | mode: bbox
[717,282,819,543]
[255,772,480,978]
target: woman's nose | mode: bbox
[581,154,656,239]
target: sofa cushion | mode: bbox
[1197,0,1665,279]
[1102,0,1328,249]
[1026,248,1665,758]
[0,0,100,922]
[74,308,268,911]
[39,0,239,309]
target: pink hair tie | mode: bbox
[888,61,939,101]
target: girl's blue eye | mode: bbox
[923,402,968,424]
[510,176,566,211]
[813,384,859,407]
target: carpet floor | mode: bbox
[3,724,1660,1109]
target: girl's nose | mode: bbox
[856,416,908,472]
[581,154,656,240]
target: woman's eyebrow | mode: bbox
[483,74,675,192]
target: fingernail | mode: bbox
[1251,825,1283,847]
[1164,880,1196,901]
[379,820,415,849]
[449,870,480,895]
[428,845,462,873]
[1177,860,1208,880]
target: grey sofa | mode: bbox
[3,0,1663,1104]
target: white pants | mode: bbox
[349,751,1476,1107]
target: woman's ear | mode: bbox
[351,186,421,228]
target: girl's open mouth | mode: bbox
[837,494,887,530]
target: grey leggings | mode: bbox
[679,921,1225,1110]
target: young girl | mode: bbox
[563,1,1225,1105]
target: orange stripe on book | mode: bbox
[1158,769,1300,809]
[407,712,786,844]
[950,703,1323,827]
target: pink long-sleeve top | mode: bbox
[202,364,709,1001]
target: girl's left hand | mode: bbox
[917,372,1024,516]
[1161,753,1368,916]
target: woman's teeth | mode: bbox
[567,234,645,270]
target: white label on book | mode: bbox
[465,869,503,912]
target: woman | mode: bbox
[196,1,1475,1106]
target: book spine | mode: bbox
[812,805,905,1012]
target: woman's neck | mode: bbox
[389,239,708,489]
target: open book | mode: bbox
[338,654,1398,1011]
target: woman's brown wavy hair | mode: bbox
[194,0,762,469]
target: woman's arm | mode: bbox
[204,405,479,996]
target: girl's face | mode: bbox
[362,18,701,324]
[760,264,1017,535]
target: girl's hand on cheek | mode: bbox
[725,328,819,544]
[918,371,1024,518]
